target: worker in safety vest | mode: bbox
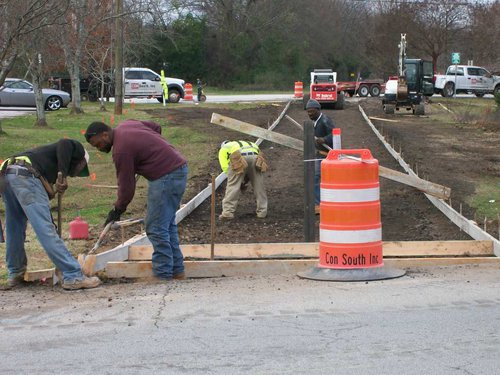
[305,99,336,213]
[218,140,268,220]
[0,139,101,290]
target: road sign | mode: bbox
[452,52,460,64]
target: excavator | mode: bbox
[382,34,434,115]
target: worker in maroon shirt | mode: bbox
[84,120,188,280]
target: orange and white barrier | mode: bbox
[294,81,303,98]
[184,83,193,101]
[319,149,382,269]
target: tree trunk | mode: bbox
[68,62,84,114]
[32,53,48,127]
[114,0,124,115]
[0,120,5,135]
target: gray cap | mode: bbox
[306,99,321,110]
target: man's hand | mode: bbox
[240,175,250,192]
[104,207,125,226]
[55,175,68,194]
[315,137,325,146]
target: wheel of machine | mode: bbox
[81,93,89,101]
[334,92,345,110]
[200,94,207,102]
[383,104,395,114]
[358,85,369,97]
[369,85,381,97]
[45,96,62,111]
[414,104,425,116]
[443,82,454,97]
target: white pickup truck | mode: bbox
[434,65,500,97]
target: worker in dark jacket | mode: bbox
[305,99,336,212]
[0,139,101,290]
[85,120,188,281]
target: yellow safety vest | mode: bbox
[0,156,32,170]
[218,141,259,173]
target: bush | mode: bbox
[495,92,500,110]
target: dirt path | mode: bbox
[150,98,498,244]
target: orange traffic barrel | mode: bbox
[298,149,405,281]
[294,81,303,98]
[184,83,194,101]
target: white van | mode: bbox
[123,67,185,103]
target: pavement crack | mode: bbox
[153,285,170,329]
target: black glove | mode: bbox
[104,207,125,226]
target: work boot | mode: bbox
[7,273,27,289]
[315,205,320,215]
[62,276,101,290]
[219,213,234,220]
[256,212,267,219]
[173,272,186,280]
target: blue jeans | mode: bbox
[2,173,83,282]
[146,164,188,279]
[314,158,323,205]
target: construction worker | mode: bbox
[305,99,336,213]
[84,120,188,281]
[196,78,203,102]
[0,139,101,290]
[218,140,268,219]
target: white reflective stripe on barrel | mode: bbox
[320,228,382,244]
[320,187,379,203]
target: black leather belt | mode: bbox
[241,152,257,156]
[6,168,35,177]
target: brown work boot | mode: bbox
[7,273,27,289]
[315,205,320,215]
[219,213,234,220]
[173,272,186,280]
[62,276,101,290]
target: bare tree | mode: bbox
[0,0,68,134]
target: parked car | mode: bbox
[0,78,71,110]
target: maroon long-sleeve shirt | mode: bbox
[112,119,186,211]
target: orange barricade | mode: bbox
[184,83,193,101]
[298,149,405,281]
[319,149,382,269]
[294,81,303,98]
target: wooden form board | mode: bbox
[105,257,500,279]
[128,240,494,260]
[358,105,500,257]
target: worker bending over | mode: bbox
[218,140,268,220]
[0,139,100,290]
[85,120,188,281]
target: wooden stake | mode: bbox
[210,175,216,260]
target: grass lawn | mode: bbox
[0,100,251,282]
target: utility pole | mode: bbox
[114,0,123,115]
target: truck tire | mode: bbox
[168,89,181,103]
[494,85,500,96]
[383,104,395,114]
[443,82,454,97]
[413,104,425,116]
[334,92,345,110]
[358,85,369,97]
[475,92,485,98]
[369,85,381,97]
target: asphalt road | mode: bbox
[1,263,500,374]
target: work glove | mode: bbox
[55,176,68,194]
[104,207,125,226]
